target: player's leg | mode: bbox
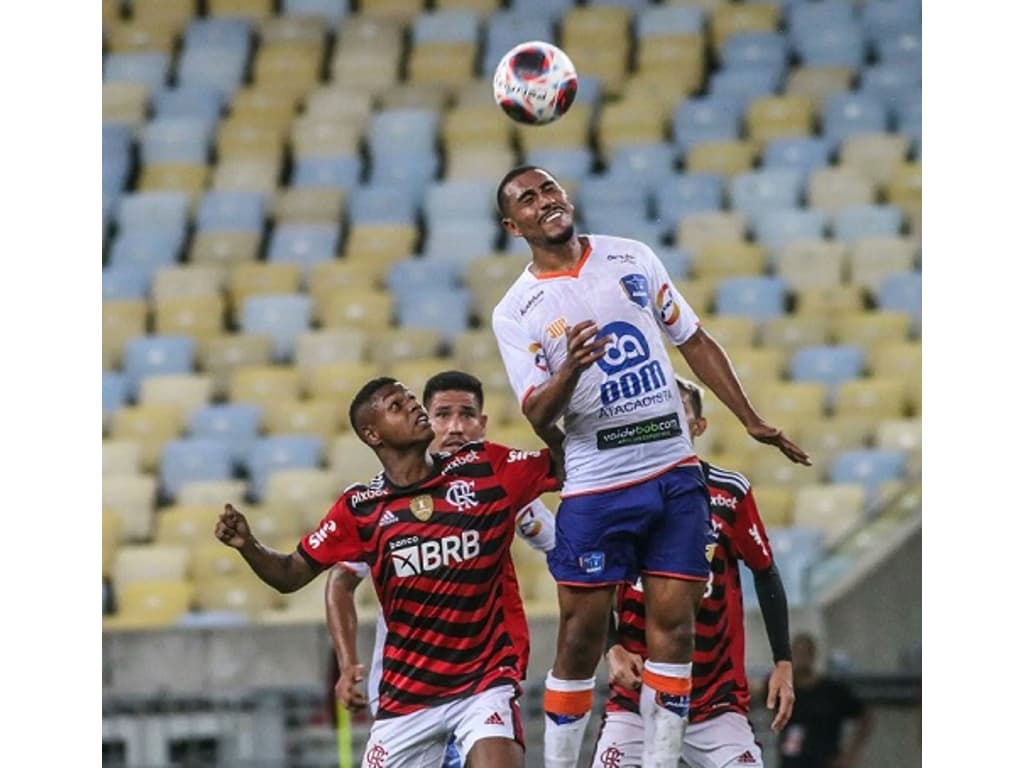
[589,711,643,768]
[450,684,525,768]
[639,465,714,768]
[682,713,764,768]
[361,706,449,768]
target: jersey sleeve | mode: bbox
[733,487,774,571]
[297,496,363,567]
[339,561,370,580]
[486,442,560,513]
[491,304,551,410]
[640,243,701,345]
[514,498,557,553]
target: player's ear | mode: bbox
[501,216,521,237]
[360,424,383,448]
[692,417,708,438]
[479,412,489,433]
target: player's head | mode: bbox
[349,377,434,451]
[422,370,488,453]
[792,632,818,676]
[675,375,708,442]
[497,166,576,247]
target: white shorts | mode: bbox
[361,684,522,768]
[590,710,763,768]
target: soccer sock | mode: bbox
[543,671,595,768]
[640,660,692,768]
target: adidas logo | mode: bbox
[379,510,399,527]
[484,712,504,726]
[736,751,757,764]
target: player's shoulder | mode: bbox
[702,460,752,499]
[586,233,658,263]
[342,472,390,508]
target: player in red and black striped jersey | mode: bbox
[591,377,795,768]
[214,376,562,768]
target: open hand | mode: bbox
[747,422,812,466]
[766,661,795,733]
[214,503,253,549]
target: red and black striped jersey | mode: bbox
[298,441,559,718]
[607,460,774,723]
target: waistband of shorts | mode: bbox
[561,455,700,499]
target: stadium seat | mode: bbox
[753,209,829,264]
[159,438,234,502]
[776,240,846,291]
[264,398,344,443]
[655,174,724,224]
[833,204,904,243]
[423,180,496,224]
[395,289,472,340]
[189,403,263,467]
[195,572,282,617]
[155,503,219,547]
[244,435,324,502]
[708,68,782,115]
[153,295,226,341]
[117,191,191,234]
[104,440,143,477]
[103,299,148,371]
[177,47,249,98]
[793,418,874,471]
[876,272,922,332]
[788,345,865,391]
[104,51,171,91]
[823,93,888,145]
[266,224,341,276]
[305,360,379,403]
[317,288,394,330]
[792,484,867,548]
[103,371,129,424]
[691,241,766,280]
[121,335,195,400]
[178,479,250,507]
[196,190,265,232]
[714,276,787,321]
[210,160,281,199]
[104,580,193,630]
[787,0,854,38]
[710,2,780,51]
[272,187,347,228]
[677,211,747,251]
[229,365,303,411]
[483,11,557,73]
[830,448,907,499]
[833,378,907,421]
[875,419,922,467]
[686,139,758,177]
[151,266,224,302]
[848,236,918,294]
[243,502,304,543]
[387,259,460,299]
[838,133,909,189]
[103,473,159,542]
[197,334,275,398]
[701,316,758,348]
[831,311,912,351]
[749,380,828,423]
[761,314,830,352]
[862,0,921,46]
[749,450,823,489]
[746,94,815,146]
[673,96,743,155]
[138,373,214,422]
[761,136,832,183]
[728,169,803,218]
[240,294,313,362]
[282,0,348,26]
[192,540,250,582]
[103,82,150,128]
[807,167,876,215]
[264,467,341,526]
[869,341,921,383]
[294,328,367,382]
[228,263,304,319]
[795,23,865,69]
[348,185,421,227]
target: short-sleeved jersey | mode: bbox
[299,441,559,718]
[608,461,774,723]
[492,234,702,496]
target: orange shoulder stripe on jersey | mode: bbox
[642,669,692,696]
[543,687,593,716]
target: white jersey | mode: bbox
[491,234,702,496]
[341,498,557,717]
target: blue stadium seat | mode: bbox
[240,294,314,363]
[877,271,921,321]
[152,85,225,123]
[721,32,789,72]
[368,109,439,156]
[795,24,866,69]
[606,143,680,187]
[291,155,363,189]
[861,0,921,46]
[122,336,196,399]
[714,277,788,321]
[655,174,724,223]
[787,0,854,40]
[117,192,191,234]
[103,266,152,301]
[267,224,341,274]
[421,220,500,266]
[103,371,129,417]
[103,154,132,198]
[523,148,594,182]
[789,345,865,390]
[245,436,324,502]
[413,10,480,44]
[484,12,556,73]
[897,95,921,157]
[762,137,833,181]
[507,0,574,21]
[876,28,921,65]
[140,118,213,166]
[196,191,266,233]
[368,149,440,189]
[832,205,904,243]
[387,259,460,297]
[578,175,650,217]
[654,247,693,280]
[672,96,743,155]
[859,63,921,117]
[395,289,472,340]
[823,93,888,144]
[747,525,825,607]
[160,438,234,502]
[176,48,249,98]
[588,0,647,9]
[183,17,252,52]
[348,185,420,226]
[830,449,907,496]
[423,181,496,224]
[708,69,782,112]
[189,403,264,468]
[636,5,705,38]
[282,0,349,26]
[104,52,170,91]
[108,231,183,277]
[574,76,604,108]
[103,123,133,161]
[594,218,667,249]
[728,169,803,219]
[752,208,828,257]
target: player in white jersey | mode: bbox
[326,370,557,766]
[491,166,810,768]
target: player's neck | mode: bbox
[380,447,435,489]
[529,235,587,275]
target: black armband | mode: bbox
[753,562,792,663]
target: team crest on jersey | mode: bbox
[410,495,434,522]
[365,743,388,768]
[545,317,567,339]
[529,342,549,371]
[445,480,478,511]
[656,283,681,325]
[579,551,605,574]
[599,745,625,767]
[619,274,649,308]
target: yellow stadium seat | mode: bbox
[317,288,394,330]
[388,359,448,399]
[330,49,401,95]
[104,581,193,631]
[367,327,445,367]
[103,508,122,578]
[113,544,191,594]
[103,82,149,127]
[746,95,816,146]
[749,381,828,421]
[264,468,342,528]
[295,329,368,383]
[195,572,283,615]
[358,0,424,21]
[876,419,922,474]
[273,186,345,227]
[152,265,224,302]
[792,418,874,470]
[110,405,183,472]
[677,211,748,251]
[700,315,758,347]
[785,66,854,110]
[329,433,388,488]
[625,70,702,118]
[153,295,226,341]
[229,365,302,411]
[482,389,518,427]
[446,146,519,182]
[686,140,758,177]
[132,0,195,24]
[792,484,867,547]
[106,20,181,54]
[104,440,143,476]
[197,334,275,398]
[776,240,847,291]
[487,421,546,452]
[434,0,499,10]
[760,314,830,352]
[138,163,209,201]
[192,541,248,582]
[245,503,304,543]
[210,160,281,197]
[886,161,921,207]
[704,417,760,460]
[664,0,728,9]
[189,231,263,267]
[868,341,921,381]
[228,263,303,320]
[665,278,714,316]
[178,479,250,507]
[264,398,344,442]
[230,87,300,132]
[304,86,375,123]
[102,0,121,21]
[307,261,386,308]
[517,106,593,153]
[217,118,286,164]
[831,310,912,349]
[833,377,907,420]
[847,236,918,295]
[748,484,795,528]
[443,104,515,149]
[344,224,418,263]
[793,285,865,316]
[291,114,363,157]
[749,451,823,488]
[261,571,333,624]
[103,474,159,542]
[840,133,910,188]
[155,504,219,547]
[408,42,476,88]
[103,300,148,370]
[259,14,327,45]
[710,3,780,50]
[597,97,667,157]
[208,0,273,20]
[700,450,752,477]
[727,345,786,383]
[562,6,630,47]
[691,241,767,280]
[305,360,380,403]
[635,34,706,98]
[807,167,876,215]
[138,373,214,422]
[451,329,502,370]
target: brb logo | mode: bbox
[595,321,667,407]
[390,531,481,577]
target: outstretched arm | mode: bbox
[215,503,319,593]
[752,562,794,732]
[678,328,811,465]
[325,565,369,711]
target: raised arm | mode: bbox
[325,565,369,711]
[215,503,319,593]
[678,328,810,465]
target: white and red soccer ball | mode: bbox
[492,41,578,126]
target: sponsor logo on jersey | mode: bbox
[656,283,681,325]
[579,550,605,574]
[508,449,542,463]
[545,317,567,339]
[529,342,549,371]
[599,746,625,767]
[307,520,336,549]
[390,530,481,577]
[519,290,544,317]
[619,273,649,308]
[596,413,682,450]
[379,510,399,527]
[351,486,388,505]
[441,449,479,475]
[445,480,479,511]
[748,524,770,558]
[710,493,738,509]
[594,321,671,414]
[736,751,758,765]
[410,494,434,522]
[606,252,636,264]
[484,711,505,726]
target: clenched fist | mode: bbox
[214,503,253,549]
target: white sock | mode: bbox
[640,660,692,768]
[543,671,595,768]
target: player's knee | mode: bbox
[646,612,696,660]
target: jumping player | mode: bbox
[491,166,809,768]
[214,377,562,768]
[592,376,795,768]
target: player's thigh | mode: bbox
[362,707,449,768]
[450,685,524,768]
[590,711,643,768]
[683,713,763,768]
[641,465,713,583]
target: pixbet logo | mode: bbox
[390,530,481,577]
[710,494,738,510]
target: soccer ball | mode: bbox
[492,41,578,126]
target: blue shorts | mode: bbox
[547,464,712,585]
